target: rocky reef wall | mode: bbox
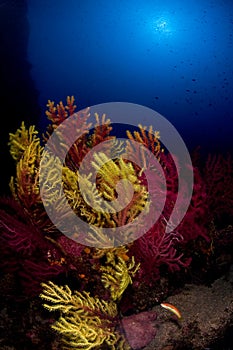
[0,0,41,195]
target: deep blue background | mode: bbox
[27,0,233,155]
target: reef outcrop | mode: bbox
[144,266,233,350]
[0,0,40,195]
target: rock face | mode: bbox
[143,266,233,350]
[121,310,157,349]
[0,0,40,195]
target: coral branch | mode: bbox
[40,281,129,349]
[130,220,191,285]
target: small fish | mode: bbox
[160,302,182,319]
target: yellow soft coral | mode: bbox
[45,95,77,126]
[99,248,140,301]
[7,97,151,242]
[9,123,43,208]
[91,112,113,147]
[126,124,163,168]
[92,153,149,223]
[8,121,41,162]
[93,154,139,201]
[40,281,130,350]
[61,151,149,245]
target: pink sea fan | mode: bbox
[130,219,191,286]
[203,152,233,220]
[0,197,66,296]
[0,199,45,255]
[57,234,85,258]
[176,165,210,243]
[19,259,65,296]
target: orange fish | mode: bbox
[160,302,182,319]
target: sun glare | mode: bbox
[151,13,173,36]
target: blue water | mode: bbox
[27,0,233,155]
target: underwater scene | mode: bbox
[0,0,233,349]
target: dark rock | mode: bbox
[143,266,233,349]
[121,310,157,349]
[0,0,41,195]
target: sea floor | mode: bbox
[1,265,233,350]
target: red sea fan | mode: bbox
[176,165,210,243]
[0,197,45,255]
[57,234,85,258]
[0,197,64,258]
[19,259,65,296]
[128,152,208,286]
[202,152,233,221]
[129,219,191,286]
[155,151,209,243]
[0,197,66,296]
